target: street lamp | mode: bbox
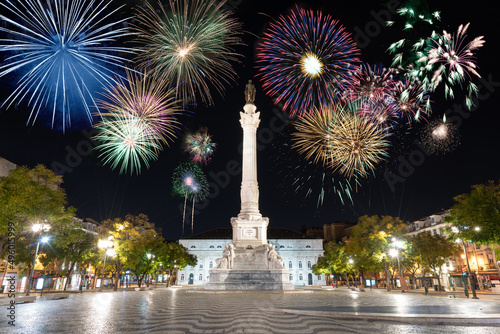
[389,246,404,292]
[98,237,114,292]
[26,222,50,296]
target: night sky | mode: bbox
[1,0,499,241]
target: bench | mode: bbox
[44,293,70,300]
[0,296,37,305]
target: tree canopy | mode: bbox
[445,180,500,245]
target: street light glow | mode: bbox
[41,236,49,243]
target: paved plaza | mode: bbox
[4,287,500,333]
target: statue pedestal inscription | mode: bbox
[205,81,293,290]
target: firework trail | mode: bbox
[172,162,209,234]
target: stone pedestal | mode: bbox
[205,243,294,290]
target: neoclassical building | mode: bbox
[178,228,326,287]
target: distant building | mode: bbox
[178,228,326,287]
[0,157,17,177]
[408,212,499,291]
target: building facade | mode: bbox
[178,228,326,287]
[407,212,499,291]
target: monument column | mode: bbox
[231,80,268,246]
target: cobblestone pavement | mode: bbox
[5,287,500,333]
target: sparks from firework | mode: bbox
[386,3,442,68]
[256,6,360,116]
[420,23,484,109]
[133,0,243,106]
[421,115,459,154]
[184,128,217,164]
[0,0,135,130]
[93,70,183,175]
[343,64,400,129]
[292,102,390,179]
[389,78,431,124]
[172,162,209,234]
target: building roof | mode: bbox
[0,157,16,177]
[183,228,316,240]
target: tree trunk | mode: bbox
[63,261,74,292]
[360,270,366,288]
[113,262,121,291]
[383,259,391,291]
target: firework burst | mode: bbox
[0,0,135,130]
[292,102,390,179]
[421,116,459,154]
[93,70,183,174]
[256,6,360,116]
[133,0,243,106]
[184,128,217,164]
[420,23,484,109]
[172,162,209,234]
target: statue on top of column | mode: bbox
[244,80,256,104]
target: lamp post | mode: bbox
[26,222,50,296]
[98,237,114,292]
[456,238,478,299]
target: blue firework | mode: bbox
[0,0,135,130]
[256,6,360,116]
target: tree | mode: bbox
[0,165,74,257]
[312,242,351,287]
[102,214,168,289]
[49,219,98,291]
[156,242,197,286]
[446,180,500,250]
[412,231,460,290]
[345,215,407,287]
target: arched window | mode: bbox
[289,261,292,269]
[280,245,285,248]
[217,245,222,248]
[307,261,312,269]
[180,274,184,281]
[306,245,311,248]
[299,261,302,269]
[209,261,213,269]
[209,245,214,248]
[190,246,196,248]
[299,274,303,281]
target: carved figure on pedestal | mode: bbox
[265,244,284,269]
[244,80,256,104]
[214,244,235,269]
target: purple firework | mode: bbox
[256,6,360,116]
